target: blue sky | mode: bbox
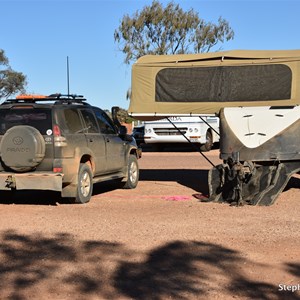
[2,0,300,110]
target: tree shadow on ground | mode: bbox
[139,169,209,195]
[114,241,299,300]
[0,231,298,300]
[285,263,300,278]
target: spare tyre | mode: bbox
[0,125,46,172]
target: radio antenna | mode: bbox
[67,56,70,96]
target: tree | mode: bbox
[117,107,134,124]
[114,0,234,64]
[105,107,133,124]
[0,49,27,100]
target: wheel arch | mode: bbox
[73,147,95,174]
[129,146,142,159]
[80,154,95,174]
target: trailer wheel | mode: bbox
[200,130,213,152]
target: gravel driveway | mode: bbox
[0,149,299,300]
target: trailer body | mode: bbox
[129,50,300,205]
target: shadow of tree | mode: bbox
[0,230,128,299]
[114,241,300,300]
[286,263,300,278]
[0,231,298,299]
[114,240,237,299]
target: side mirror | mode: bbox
[111,106,122,128]
[119,125,134,142]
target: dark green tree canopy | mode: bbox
[0,49,27,100]
[114,0,234,64]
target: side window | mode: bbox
[80,109,99,133]
[94,109,117,134]
[63,109,83,134]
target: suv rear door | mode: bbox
[79,108,107,175]
[0,106,54,171]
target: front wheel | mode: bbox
[74,163,93,204]
[200,130,213,152]
[123,155,139,189]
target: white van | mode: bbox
[143,116,219,151]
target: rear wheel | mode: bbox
[123,155,139,189]
[74,163,93,204]
[200,130,213,152]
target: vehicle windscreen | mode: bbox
[0,108,52,135]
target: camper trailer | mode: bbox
[129,49,300,205]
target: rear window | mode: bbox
[0,108,52,135]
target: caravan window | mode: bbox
[155,64,292,103]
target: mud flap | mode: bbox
[208,161,300,206]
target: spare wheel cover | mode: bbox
[0,125,46,172]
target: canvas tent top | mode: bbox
[129,49,300,120]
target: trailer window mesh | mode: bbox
[155,64,292,102]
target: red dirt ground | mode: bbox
[0,149,299,299]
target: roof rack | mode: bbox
[2,93,89,105]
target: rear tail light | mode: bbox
[53,124,61,137]
[53,124,67,147]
